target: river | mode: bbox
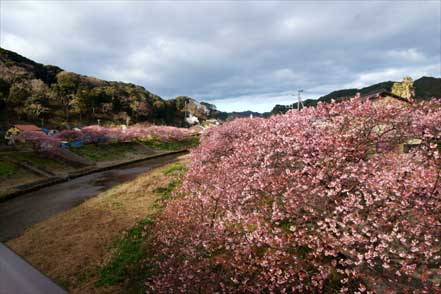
[0,153,183,242]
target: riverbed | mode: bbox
[0,153,182,242]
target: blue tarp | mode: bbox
[69,140,84,147]
[60,141,84,148]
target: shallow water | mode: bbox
[0,153,182,242]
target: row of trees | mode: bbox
[18,124,194,151]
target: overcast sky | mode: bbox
[1,1,440,112]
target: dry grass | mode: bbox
[6,154,190,293]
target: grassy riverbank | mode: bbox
[0,157,48,199]
[7,154,189,293]
[138,136,200,151]
[64,136,199,163]
[68,142,147,162]
[95,162,187,292]
[0,136,198,200]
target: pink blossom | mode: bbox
[144,97,441,293]
[18,131,61,151]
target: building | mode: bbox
[4,124,43,145]
[360,90,412,105]
[13,124,43,133]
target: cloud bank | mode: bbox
[1,1,440,112]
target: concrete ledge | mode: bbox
[64,149,188,179]
[0,243,68,294]
[0,149,189,202]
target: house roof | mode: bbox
[360,90,411,104]
[13,124,42,132]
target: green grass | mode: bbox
[70,136,199,163]
[152,164,187,207]
[13,152,73,172]
[96,163,188,292]
[138,136,199,151]
[0,160,18,178]
[0,159,37,201]
[0,159,34,180]
[69,142,138,162]
[97,180,182,288]
[152,180,181,208]
[163,163,188,175]
[96,217,156,287]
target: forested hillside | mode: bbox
[0,48,210,129]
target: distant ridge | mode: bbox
[271,77,441,114]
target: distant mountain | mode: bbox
[414,76,441,98]
[191,101,269,120]
[210,109,270,120]
[271,77,441,114]
[226,110,270,119]
[318,81,395,102]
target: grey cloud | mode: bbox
[1,1,440,112]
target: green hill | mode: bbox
[0,48,207,129]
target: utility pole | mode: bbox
[290,89,304,110]
[297,89,304,110]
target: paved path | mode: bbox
[0,153,183,242]
[0,243,67,294]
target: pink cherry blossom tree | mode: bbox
[55,125,194,144]
[18,131,62,151]
[145,97,441,293]
[20,125,194,153]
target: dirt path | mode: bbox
[6,154,189,293]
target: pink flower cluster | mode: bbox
[146,98,441,293]
[56,125,193,144]
[19,125,193,151]
[18,131,62,151]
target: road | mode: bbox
[0,153,183,242]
